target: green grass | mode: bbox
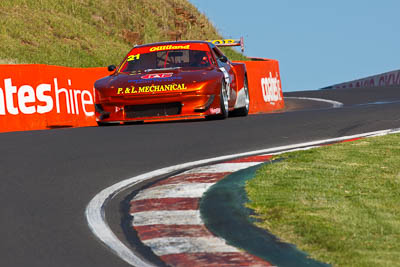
[246,134,400,266]
[0,0,246,67]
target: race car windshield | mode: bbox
[120,50,211,73]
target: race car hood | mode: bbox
[95,67,222,98]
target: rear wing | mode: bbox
[207,37,244,52]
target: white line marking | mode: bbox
[184,162,262,174]
[85,127,400,266]
[285,96,344,108]
[132,210,202,226]
[143,237,240,256]
[133,183,214,201]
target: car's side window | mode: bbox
[209,48,219,65]
[212,47,227,67]
[207,51,216,66]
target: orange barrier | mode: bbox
[0,64,107,133]
[0,61,284,133]
[235,59,284,114]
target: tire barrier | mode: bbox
[0,60,284,133]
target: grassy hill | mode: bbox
[0,0,246,67]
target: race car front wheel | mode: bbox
[206,80,229,120]
[219,79,229,119]
[97,121,113,126]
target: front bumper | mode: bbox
[95,92,219,123]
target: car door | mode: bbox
[211,47,237,106]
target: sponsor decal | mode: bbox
[207,39,236,45]
[127,54,141,61]
[141,73,173,79]
[149,45,190,52]
[209,107,221,114]
[117,83,188,94]
[128,76,182,84]
[261,72,282,104]
[0,78,94,116]
[207,38,244,51]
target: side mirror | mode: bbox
[108,65,116,72]
[219,56,228,63]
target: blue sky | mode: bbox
[189,0,400,92]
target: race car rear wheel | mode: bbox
[232,75,249,116]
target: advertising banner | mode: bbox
[0,60,284,133]
[236,59,284,114]
[329,69,400,89]
[0,64,108,133]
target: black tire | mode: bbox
[219,79,229,119]
[96,121,112,126]
[206,80,229,120]
[232,76,249,116]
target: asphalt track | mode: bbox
[0,86,399,267]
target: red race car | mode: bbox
[94,39,249,125]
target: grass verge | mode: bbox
[246,133,400,266]
[0,0,246,67]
